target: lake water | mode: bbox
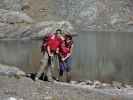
[0,31,133,82]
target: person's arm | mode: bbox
[41,35,49,52]
[47,45,53,56]
[62,53,71,61]
[56,48,59,54]
[62,44,74,61]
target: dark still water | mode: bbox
[1,31,133,82]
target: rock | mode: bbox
[78,82,86,85]
[93,80,102,88]
[0,0,24,11]
[2,0,133,39]
[0,23,15,38]
[124,84,132,89]
[41,0,133,32]
[0,21,76,39]
[44,96,53,100]
[112,81,123,89]
[85,80,93,85]
[96,0,133,32]
[52,0,97,31]
[8,97,17,100]
[0,22,31,39]
[1,76,130,100]
[70,81,78,85]
[0,64,26,77]
[7,25,31,38]
[0,9,34,24]
[21,1,30,10]
[29,21,76,39]
[101,83,112,89]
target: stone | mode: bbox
[93,80,102,88]
[0,64,26,76]
[0,9,34,24]
[8,97,17,100]
[101,83,112,89]
[0,0,24,11]
[0,21,76,39]
[50,0,133,32]
[30,21,76,39]
[52,0,97,31]
[112,81,123,89]
[124,84,132,89]
[85,80,93,85]
[78,82,86,85]
[70,81,78,85]
[0,22,31,39]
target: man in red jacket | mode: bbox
[35,29,64,81]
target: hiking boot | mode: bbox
[66,72,71,83]
[34,77,39,81]
[47,76,54,82]
[58,76,64,82]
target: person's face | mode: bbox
[61,42,65,47]
[56,30,61,34]
[66,38,71,43]
[56,30,62,37]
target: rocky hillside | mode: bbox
[0,0,74,39]
[0,0,133,39]
[23,0,133,32]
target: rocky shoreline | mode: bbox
[0,76,133,100]
[0,64,133,100]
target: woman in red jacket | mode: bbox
[58,34,74,82]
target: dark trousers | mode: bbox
[59,56,72,76]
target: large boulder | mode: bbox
[0,64,25,76]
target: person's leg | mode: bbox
[47,55,55,82]
[35,52,49,81]
[59,62,65,76]
[65,57,72,83]
[58,61,66,81]
[52,55,60,80]
[66,71,71,83]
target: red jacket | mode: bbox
[60,46,70,57]
[47,34,63,52]
[59,39,73,57]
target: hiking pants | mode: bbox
[36,52,49,79]
[36,52,59,80]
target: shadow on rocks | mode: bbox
[26,72,48,81]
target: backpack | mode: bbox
[41,35,49,53]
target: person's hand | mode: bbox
[56,48,59,54]
[62,58,65,61]
[49,53,53,57]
